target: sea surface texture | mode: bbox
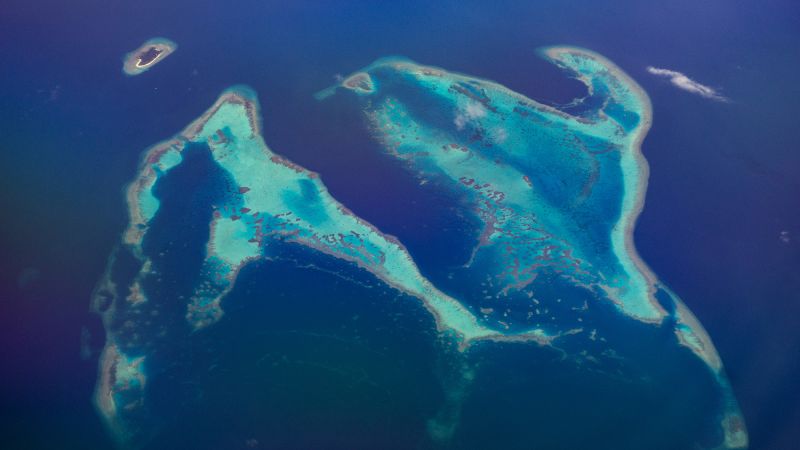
[93,47,746,449]
[4,1,798,449]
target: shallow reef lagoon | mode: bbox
[95,48,745,449]
[2,1,800,450]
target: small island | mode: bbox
[122,38,177,76]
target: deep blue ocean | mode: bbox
[1,1,799,449]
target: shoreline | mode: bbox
[542,47,747,448]
[542,46,665,321]
[122,37,177,76]
[122,87,260,249]
[544,46,726,368]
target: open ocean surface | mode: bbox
[1,1,799,449]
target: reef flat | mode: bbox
[323,46,747,449]
[93,47,746,450]
[122,38,177,76]
[94,86,572,445]
[118,86,558,342]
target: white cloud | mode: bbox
[454,101,487,130]
[464,101,487,120]
[646,66,728,102]
[454,113,467,130]
[492,127,508,144]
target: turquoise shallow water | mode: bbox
[1,1,799,449]
[97,129,727,449]
[93,48,744,448]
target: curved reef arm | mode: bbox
[322,46,747,449]
[96,86,567,445]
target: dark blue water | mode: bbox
[1,1,798,448]
[109,144,445,448]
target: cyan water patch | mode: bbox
[324,46,747,449]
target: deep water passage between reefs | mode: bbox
[93,46,746,449]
